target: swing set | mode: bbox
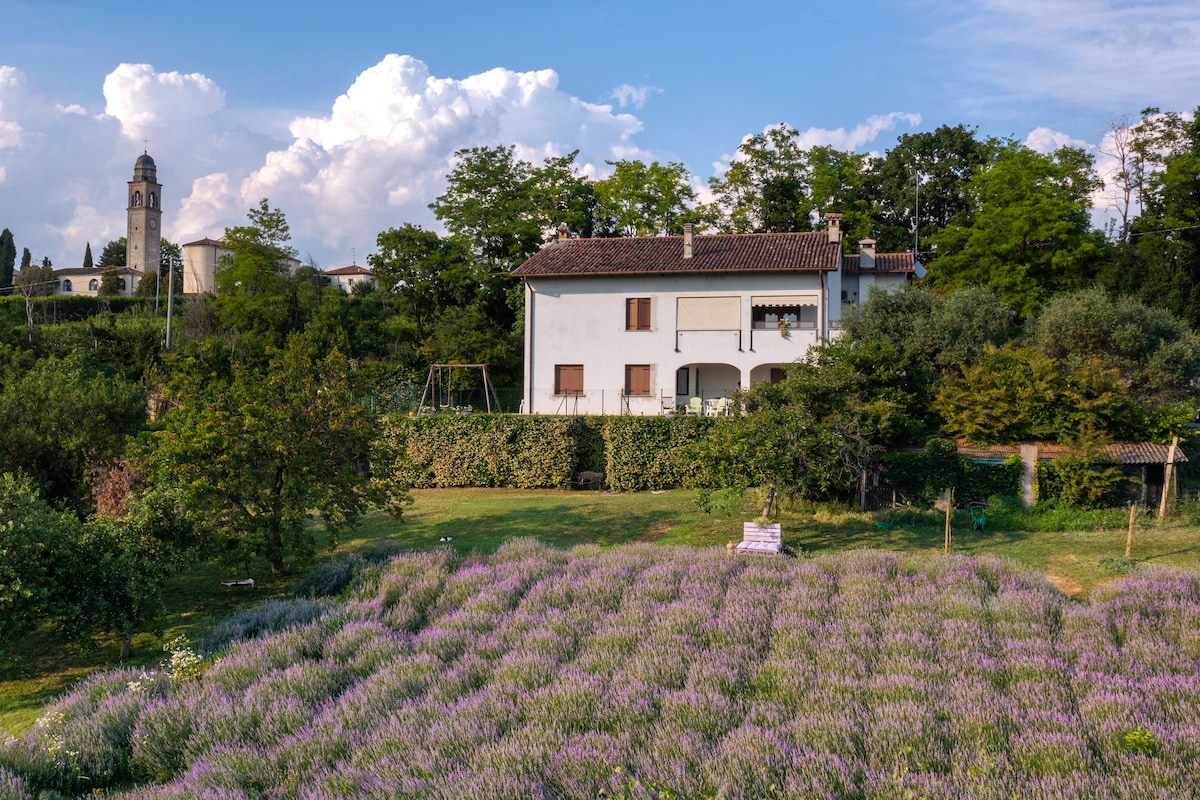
[416,364,501,415]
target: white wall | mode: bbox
[523,271,831,415]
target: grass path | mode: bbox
[3,488,1198,735]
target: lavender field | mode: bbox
[3,541,1200,799]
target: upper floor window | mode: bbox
[751,298,818,330]
[626,297,651,331]
[88,279,99,291]
[554,364,584,396]
[61,279,72,292]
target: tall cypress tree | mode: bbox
[19,247,31,272]
[0,228,15,295]
[83,241,94,270]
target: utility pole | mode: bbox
[165,252,177,349]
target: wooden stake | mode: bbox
[1125,503,1135,559]
[944,488,953,554]
[1158,436,1179,520]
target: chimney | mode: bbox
[557,223,570,242]
[825,212,843,244]
[683,224,693,259]
[859,238,876,270]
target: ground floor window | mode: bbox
[554,364,584,395]
[625,365,651,396]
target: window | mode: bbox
[625,365,651,396]
[676,366,689,395]
[751,297,818,330]
[88,279,99,291]
[626,297,651,331]
[118,278,127,291]
[554,364,584,396]
[61,279,72,292]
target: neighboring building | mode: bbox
[51,152,159,297]
[325,264,374,292]
[181,237,302,295]
[511,215,918,415]
[54,266,145,297]
[127,152,162,274]
[182,238,228,294]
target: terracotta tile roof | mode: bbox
[512,232,843,278]
[183,237,225,247]
[842,253,918,274]
[54,266,144,277]
[326,264,373,276]
[953,441,1187,464]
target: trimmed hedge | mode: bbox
[374,414,715,491]
[0,295,151,327]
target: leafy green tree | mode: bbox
[214,199,303,337]
[1,228,18,295]
[928,142,1107,315]
[1030,287,1200,407]
[98,237,127,268]
[135,239,184,298]
[368,224,476,341]
[933,344,1144,445]
[0,471,78,643]
[692,362,878,502]
[419,305,522,387]
[98,264,121,296]
[137,325,409,573]
[83,241,94,270]
[0,353,146,512]
[864,124,994,255]
[1124,107,1200,329]
[706,124,814,233]
[430,146,593,322]
[806,145,872,244]
[593,160,699,236]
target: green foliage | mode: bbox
[0,228,15,293]
[1036,457,1125,510]
[136,324,400,573]
[0,472,78,643]
[98,238,126,269]
[1119,727,1161,757]
[879,439,1021,507]
[368,224,477,340]
[592,159,700,236]
[375,414,593,489]
[929,142,1107,315]
[213,199,306,339]
[98,264,120,296]
[864,124,994,255]
[0,351,146,512]
[603,416,717,492]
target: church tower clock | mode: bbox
[127,152,162,275]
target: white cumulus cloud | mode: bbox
[608,84,663,109]
[102,64,224,140]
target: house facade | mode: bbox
[511,215,918,415]
[54,266,145,296]
[325,264,374,292]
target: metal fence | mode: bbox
[358,386,524,415]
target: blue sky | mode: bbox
[1,0,1197,270]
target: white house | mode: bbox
[511,215,918,415]
[325,264,374,292]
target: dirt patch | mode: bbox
[1045,570,1084,598]
[637,521,674,542]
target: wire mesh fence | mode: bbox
[358,386,524,415]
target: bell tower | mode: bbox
[127,152,162,275]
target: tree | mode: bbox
[928,142,1107,315]
[430,146,593,322]
[214,199,303,337]
[0,471,78,643]
[0,228,16,295]
[864,124,994,256]
[135,239,184,298]
[368,224,476,341]
[98,237,127,269]
[19,246,31,272]
[83,241,94,270]
[0,353,147,513]
[98,264,121,296]
[592,160,699,236]
[136,325,409,573]
[706,124,814,233]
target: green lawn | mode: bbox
[3,487,1198,736]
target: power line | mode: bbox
[1129,224,1200,237]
